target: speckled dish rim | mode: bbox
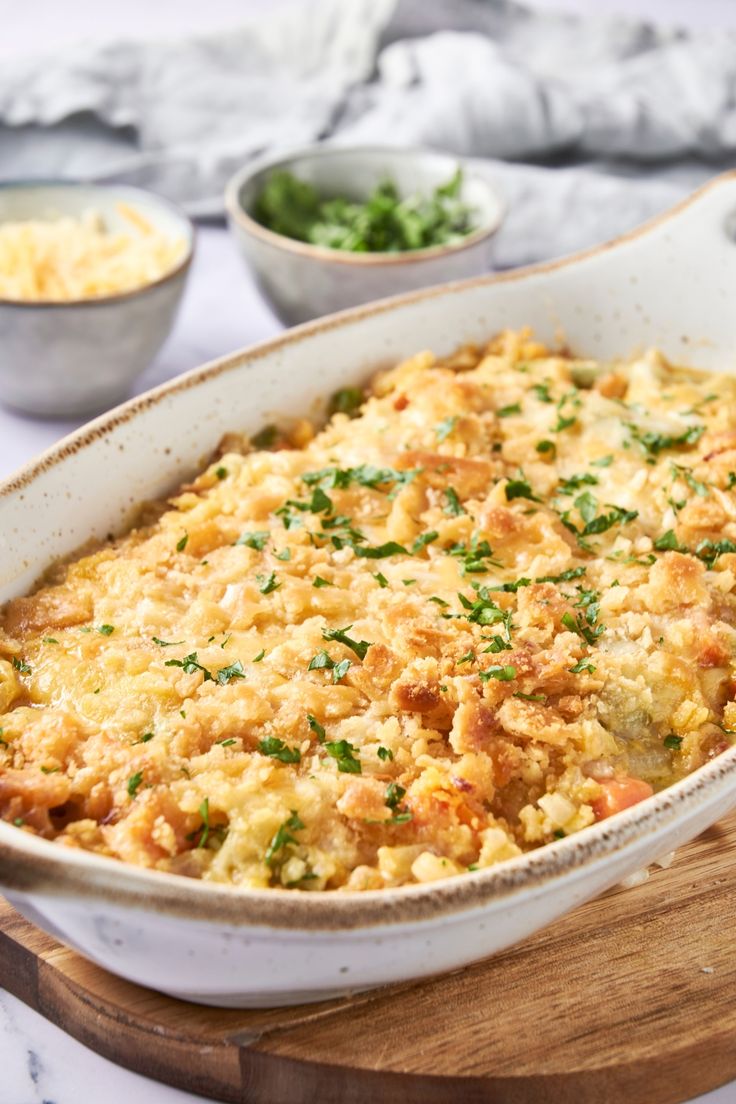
[224,145,505,266]
[0,180,196,309]
[0,172,735,931]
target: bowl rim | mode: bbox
[0,179,196,309]
[224,144,505,267]
[0,171,735,931]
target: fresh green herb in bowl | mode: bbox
[254,169,477,254]
[226,145,504,323]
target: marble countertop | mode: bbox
[1,220,735,1104]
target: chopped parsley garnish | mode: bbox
[552,389,579,434]
[448,535,502,574]
[176,534,189,553]
[411,530,439,554]
[514,691,546,702]
[328,387,364,418]
[560,493,638,543]
[236,530,269,550]
[153,636,185,647]
[307,714,326,742]
[671,462,709,497]
[196,798,211,848]
[498,402,521,418]
[429,595,449,607]
[11,657,31,675]
[322,625,372,660]
[313,576,333,588]
[275,547,292,562]
[324,739,362,773]
[127,771,143,798]
[531,383,553,403]
[307,650,352,683]
[377,746,394,761]
[216,660,246,686]
[97,624,115,636]
[693,538,736,567]
[165,652,213,681]
[258,736,301,763]
[536,439,556,457]
[302,463,418,494]
[251,424,278,449]
[253,649,265,662]
[557,472,598,495]
[443,487,465,516]
[256,571,281,595]
[265,810,304,866]
[385,782,406,809]
[569,658,597,674]
[561,609,604,647]
[353,541,408,559]
[40,766,59,774]
[664,734,683,750]
[553,413,576,432]
[42,637,59,644]
[536,566,587,584]
[215,466,228,480]
[373,572,389,588]
[591,455,613,467]
[488,577,531,594]
[653,529,683,552]
[457,650,476,665]
[628,422,704,456]
[483,637,513,654]
[136,732,155,744]
[457,586,513,638]
[478,664,517,682]
[505,477,540,503]
[435,415,458,443]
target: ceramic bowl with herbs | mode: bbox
[225,146,504,325]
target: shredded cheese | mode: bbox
[0,203,187,302]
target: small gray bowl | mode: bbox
[0,182,194,418]
[225,146,504,325]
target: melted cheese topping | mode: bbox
[0,204,187,302]
[2,330,735,891]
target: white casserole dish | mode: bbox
[2,174,736,1009]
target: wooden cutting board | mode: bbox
[2,814,736,1104]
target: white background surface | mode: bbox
[2,1,736,1102]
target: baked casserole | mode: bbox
[1,329,734,891]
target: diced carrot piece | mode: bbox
[592,777,654,821]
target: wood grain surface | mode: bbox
[2,815,736,1104]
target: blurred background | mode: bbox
[3,0,736,479]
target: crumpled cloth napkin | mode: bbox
[0,0,733,268]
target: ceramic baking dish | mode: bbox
[2,174,736,1009]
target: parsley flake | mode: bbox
[324,739,361,774]
[127,771,143,798]
[236,530,269,550]
[258,736,301,763]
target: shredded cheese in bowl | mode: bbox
[0,203,188,302]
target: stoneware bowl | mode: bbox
[0,181,194,417]
[2,174,736,1009]
[225,145,504,325]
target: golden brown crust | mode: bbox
[2,335,736,890]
